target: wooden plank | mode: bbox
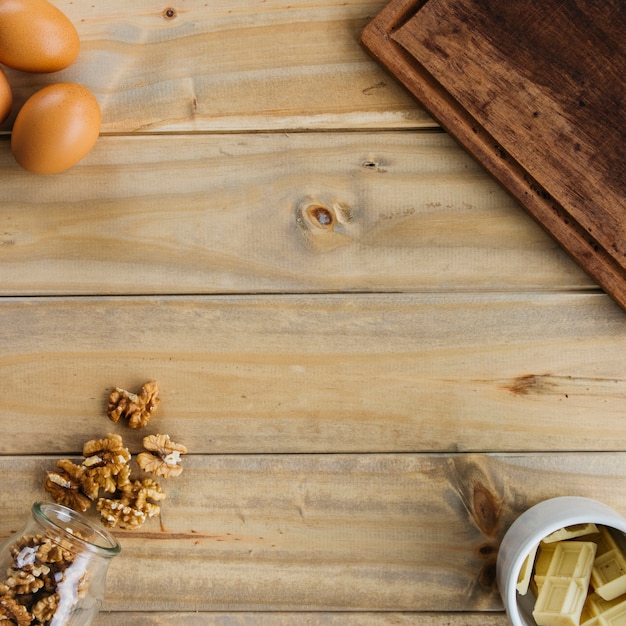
[2,453,626,612]
[0,132,591,296]
[1,293,625,455]
[93,612,509,625]
[0,0,428,134]
[360,0,626,310]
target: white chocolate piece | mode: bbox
[581,594,598,625]
[532,541,597,626]
[533,579,588,626]
[581,592,626,626]
[531,543,556,598]
[599,602,626,625]
[535,543,557,576]
[534,575,546,594]
[582,527,626,602]
[517,543,540,595]
[548,541,597,579]
[543,523,599,543]
[592,527,622,557]
[592,549,626,601]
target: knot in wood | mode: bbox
[295,198,353,253]
[478,561,497,590]
[477,543,496,557]
[306,205,334,230]
[472,482,500,536]
[163,7,177,19]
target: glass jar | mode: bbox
[0,501,120,625]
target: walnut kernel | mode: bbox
[81,433,131,499]
[35,540,74,566]
[82,433,131,469]
[97,478,166,529]
[107,380,160,428]
[137,433,188,478]
[4,569,44,595]
[31,593,59,623]
[96,499,147,530]
[0,529,85,625]
[43,382,187,532]
[44,460,92,513]
[0,596,32,625]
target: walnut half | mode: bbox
[81,433,131,499]
[31,593,60,623]
[107,380,160,428]
[0,530,83,626]
[44,459,92,513]
[97,478,166,529]
[0,596,32,626]
[137,434,188,478]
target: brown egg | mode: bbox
[0,0,80,72]
[0,66,11,123]
[11,82,101,174]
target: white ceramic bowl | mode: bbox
[496,496,626,626]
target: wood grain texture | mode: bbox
[0,0,428,134]
[391,0,626,253]
[360,0,626,310]
[0,132,591,296]
[2,453,626,612]
[92,611,510,625]
[0,0,623,622]
[1,293,624,455]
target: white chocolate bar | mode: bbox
[518,526,626,624]
[581,596,598,625]
[531,543,557,598]
[535,543,558,577]
[592,548,626,601]
[581,592,626,626]
[598,602,626,625]
[534,579,589,626]
[517,543,540,595]
[591,527,622,558]
[543,524,600,544]
[532,541,597,626]
[548,541,597,579]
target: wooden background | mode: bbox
[0,1,624,624]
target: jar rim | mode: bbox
[33,501,121,557]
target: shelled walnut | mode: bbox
[45,435,132,510]
[82,434,131,470]
[97,499,142,530]
[97,479,166,529]
[128,479,166,516]
[44,460,91,513]
[4,570,43,595]
[0,531,84,625]
[107,380,160,428]
[137,434,187,478]
[81,434,131,498]
[31,593,59,623]
[0,596,31,625]
[43,381,186,532]
[27,540,74,568]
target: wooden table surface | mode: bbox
[1,1,625,624]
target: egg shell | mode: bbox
[11,82,101,175]
[0,0,80,72]
[0,66,11,123]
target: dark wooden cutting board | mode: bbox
[361,0,626,310]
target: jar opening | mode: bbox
[33,501,121,557]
